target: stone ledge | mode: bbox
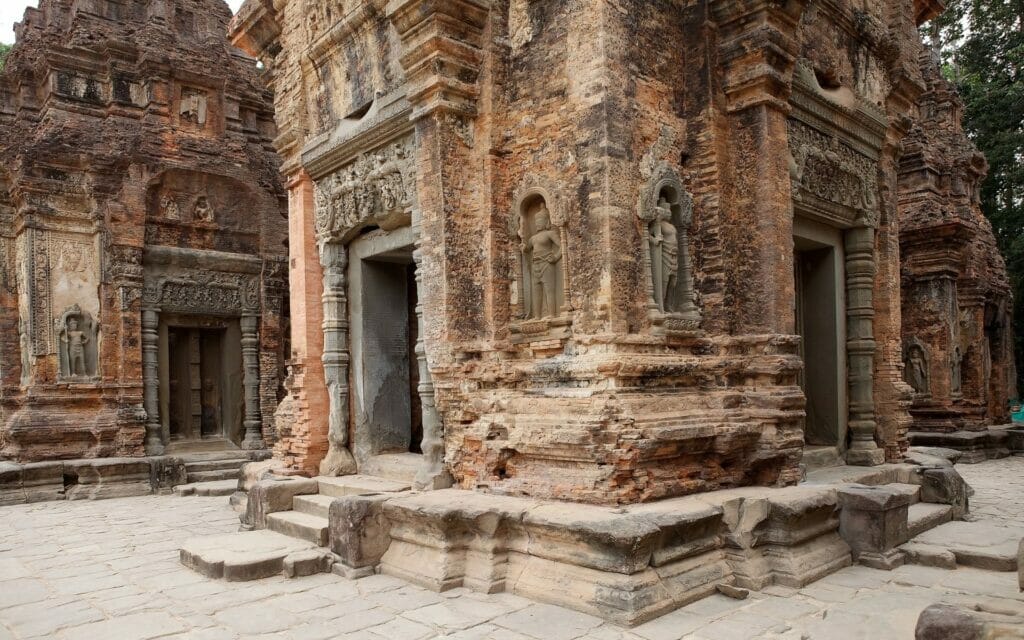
[0,451,269,504]
[367,485,852,626]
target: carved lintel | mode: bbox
[313,136,415,243]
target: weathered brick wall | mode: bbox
[0,0,287,462]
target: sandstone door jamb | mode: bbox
[241,313,264,450]
[318,240,357,476]
[142,307,163,455]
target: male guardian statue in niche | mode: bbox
[904,344,929,394]
[63,317,91,377]
[650,196,678,312]
[194,196,214,222]
[524,206,562,319]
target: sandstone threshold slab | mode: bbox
[905,520,1024,571]
[180,530,331,581]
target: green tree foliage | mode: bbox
[929,0,1024,399]
[0,43,11,72]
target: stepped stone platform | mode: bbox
[0,447,269,505]
[180,460,979,626]
[180,529,333,581]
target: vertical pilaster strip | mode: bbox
[318,241,356,475]
[413,243,451,490]
[241,314,263,449]
[142,307,163,455]
[845,227,885,465]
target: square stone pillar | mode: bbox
[837,484,913,570]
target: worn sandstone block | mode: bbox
[63,458,153,500]
[329,493,396,569]
[244,477,319,529]
[838,485,913,570]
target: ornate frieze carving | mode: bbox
[313,136,415,241]
[143,270,259,315]
[789,119,879,227]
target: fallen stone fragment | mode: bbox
[716,583,749,600]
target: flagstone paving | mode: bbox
[0,457,1021,640]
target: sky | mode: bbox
[2,0,246,44]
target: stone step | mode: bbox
[802,446,841,471]
[902,520,1023,572]
[293,494,335,519]
[184,459,247,473]
[173,479,238,497]
[266,510,329,547]
[360,453,422,484]
[907,503,953,539]
[887,482,921,505]
[187,469,240,483]
[180,529,332,581]
[316,474,411,499]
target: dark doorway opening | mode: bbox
[168,328,225,441]
[794,238,843,449]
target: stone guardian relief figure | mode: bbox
[58,305,98,380]
[903,343,929,394]
[638,164,699,327]
[522,202,563,319]
[650,196,679,312]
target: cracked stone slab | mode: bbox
[909,521,1024,571]
[180,529,331,581]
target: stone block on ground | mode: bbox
[180,530,322,581]
[0,461,64,505]
[244,476,319,529]
[918,466,973,518]
[837,484,913,570]
[911,521,1023,571]
[63,458,153,500]
[329,493,397,570]
[915,603,1024,639]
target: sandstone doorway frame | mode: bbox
[793,217,848,462]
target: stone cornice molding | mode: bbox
[711,0,807,113]
[302,89,414,180]
[387,0,489,119]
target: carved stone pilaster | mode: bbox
[318,241,357,476]
[413,244,452,490]
[241,314,263,450]
[845,227,885,466]
[142,308,163,455]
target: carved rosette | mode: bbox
[313,136,416,243]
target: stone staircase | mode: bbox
[173,449,257,497]
[180,473,412,581]
[265,475,412,547]
[885,481,955,539]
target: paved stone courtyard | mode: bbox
[0,458,1022,640]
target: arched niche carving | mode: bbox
[57,304,99,381]
[510,176,570,335]
[903,337,930,396]
[637,163,699,330]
